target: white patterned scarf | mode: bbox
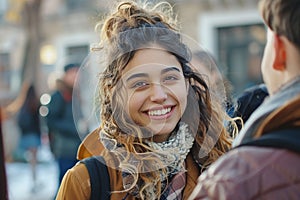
[121,122,195,199]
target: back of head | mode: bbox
[259,0,300,50]
[64,63,80,72]
[62,63,80,88]
[23,84,39,111]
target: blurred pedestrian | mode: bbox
[55,1,237,199]
[16,83,41,192]
[189,0,300,199]
[46,63,87,190]
[0,107,8,200]
[191,50,234,115]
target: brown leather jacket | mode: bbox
[189,85,300,200]
[56,129,201,200]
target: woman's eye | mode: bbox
[132,81,149,88]
[163,75,179,82]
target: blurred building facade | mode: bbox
[0,0,265,164]
[0,0,264,99]
[175,0,264,96]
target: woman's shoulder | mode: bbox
[56,162,91,200]
[77,128,104,160]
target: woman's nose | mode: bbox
[150,83,167,103]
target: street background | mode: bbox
[1,0,265,199]
[6,141,58,200]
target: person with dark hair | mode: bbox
[189,0,300,199]
[55,1,237,199]
[46,63,87,190]
[16,84,41,192]
[232,84,269,131]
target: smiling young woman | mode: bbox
[55,1,237,200]
[122,47,189,142]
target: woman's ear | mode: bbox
[273,34,286,71]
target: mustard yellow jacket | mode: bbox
[56,129,201,200]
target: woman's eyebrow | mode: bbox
[126,66,181,82]
[161,66,181,74]
[126,73,148,82]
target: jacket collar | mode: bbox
[233,76,300,147]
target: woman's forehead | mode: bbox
[122,48,181,73]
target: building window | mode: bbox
[66,45,89,65]
[217,23,266,95]
[198,10,265,96]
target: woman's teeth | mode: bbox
[148,107,171,116]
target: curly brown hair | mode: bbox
[93,1,236,199]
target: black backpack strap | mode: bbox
[80,156,111,200]
[237,129,300,154]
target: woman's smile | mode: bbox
[148,106,172,116]
[144,106,174,119]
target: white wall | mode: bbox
[198,9,262,56]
